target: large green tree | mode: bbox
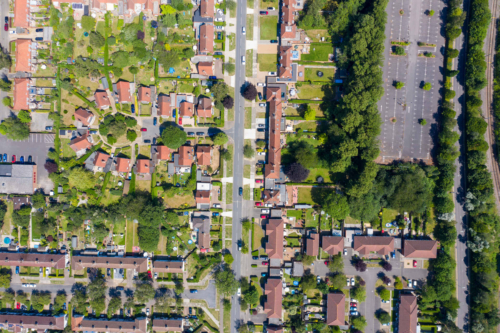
[214,264,239,297]
[67,167,96,191]
[161,125,187,149]
[0,117,30,141]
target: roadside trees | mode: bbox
[243,144,255,158]
[378,287,390,301]
[423,82,432,90]
[214,264,239,297]
[161,124,187,149]
[242,84,258,101]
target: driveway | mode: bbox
[0,133,55,192]
[140,118,160,143]
[181,280,217,308]
[30,113,54,132]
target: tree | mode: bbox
[242,84,258,100]
[302,255,316,266]
[135,282,156,303]
[423,82,432,90]
[354,259,367,272]
[0,78,12,92]
[214,264,239,297]
[53,293,67,313]
[293,142,318,168]
[318,281,329,294]
[223,95,234,109]
[330,273,346,290]
[2,97,10,107]
[126,130,137,142]
[225,63,236,75]
[378,287,390,301]
[381,261,392,271]
[161,124,187,149]
[68,167,96,190]
[434,222,457,247]
[376,311,391,324]
[31,291,52,312]
[89,31,105,48]
[243,287,259,305]
[0,49,12,70]
[243,144,255,158]
[81,16,96,30]
[393,46,405,55]
[0,117,30,140]
[226,0,237,11]
[351,285,366,303]
[303,105,316,120]
[2,290,14,307]
[428,9,435,16]
[327,254,344,273]
[395,82,405,89]
[32,192,46,209]
[45,161,58,173]
[165,211,180,226]
[284,162,310,182]
[382,276,391,285]
[129,66,139,74]
[112,51,130,68]
[16,291,29,306]
[302,273,317,291]
[351,316,367,330]
[211,82,229,103]
[221,149,232,161]
[213,132,229,145]
[394,277,403,290]
[106,296,121,318]
[323,192,350,220]
[16,110,31,123]
[420,119,427,125]
[224,253,234,264]
[0,268,11,288]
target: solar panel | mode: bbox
[72,3,83,9]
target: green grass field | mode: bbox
[246,49,254,77]
[246,15,254,40]
[258,54,278,72]
[305,68,335,81]
[301,43,334,61]
[297,84,326,100]
[245,107,252,129]
[259,16,278,40]
[298,187,314,204]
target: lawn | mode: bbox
[247,0,254,8]
[259,16,278,40]
[136,180,151,192]
[246,15,254,40]
[305,29,330,42]
[126,219,134,252]
[305,209,319,227]
[243,185,250,200]
[305,68,335,81]
[138,145,151,158]
[301,43,334,62]
[226,183,233,204]
[295,121,320,132]
[61,139,76,158]
[287,237,301,247]
[260,0,279,9]
[253,223,265,251]
[382,208,399,225]
[305,168,332,183]
[226,144,234,177]
[258,54,278,72]
[297,187,314,205]
[244,165,251,178]
[246,49,253,77]
[296,84,326,100]
[245,107,252,129]
[2,201,12,235]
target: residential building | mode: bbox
[197,97,213,118]
[152,319,184,332]
[266,219,284,260]
[280,24,296,39]
[263,189,281,206]
[15,39,34,73]
[278,46,293,80]
[199,24,215,54]
[14,0,30,28]
[12,197,31,210]
[0,252,65,268]
[180,100,194,117]
[0,313,67,332]
[402,240,437,259]
[353,236,395,256]
[200,0,215,18]
[112,157,132,174]
[0,165,36,195]
[398,294,418,333]
[115,81,134,104]
[266,87,282,102]
[124,0,160,17]
[196,146,212,166]
[306,231,319,257]
[267,327,283,333]
[192,214,211,250]
[91,0,119,13]
[84,151,111,173]
[135,159,151,175]
[13,78,31,111]
[151,145,172,164]
[152,260,185,274]
[175,146,195,168]
[322,236,344,256]
[138,86,152,104]
[264,278,282,319]
[195,190,211,209]
[198,61,214,76]
[326,293,346,326]
[94,91,111,110]
[158,94,172,117]
[72,255,148,272]
[72,315,147,333]
[74,108,95,127]
[70,132,93,156]
[265,101,282,180]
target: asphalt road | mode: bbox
[229,0,249,331]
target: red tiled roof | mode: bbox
[279,46,293,79]
[265,101,282,179]
[13,78,29,111]
[196,146,211,166]
[306,232,319,256]
[152,260,184,274]
[94,152,110,168]
[322,236,344,256]
[115,157,132,173]
[15,39,32,72]
[398,294,418,333]
[280,24,296,39]
[265,219,284,259]
[195,190,211,203]
[326,293,345,326]
[283,0,296,8]
[72,255,148,272]
[264,278,282,318]
[403,240,437,258]
[178,146,194,166]
[72,316,147,333]
[158,95,172,117]
[152,319,184,332]
[0,313,66,331]
[0,253,65,269]
[197,97,212,118]
[198,61,214,76]
[263,189,280,204]
[116,81,132,103]
[70,133,92,153]
[14,0,29,28]
[74,108,94,126]
[180,101,194,117]
[266,87,281,102]
[156,145,172,160]
[267,327,283,333]
[138,86,151,103]
[200,0,215,18]
[136,159,151,174]
[199,24,214,54]
[282,6,295,25]
[353,236,395,256]
[95,91,111,109]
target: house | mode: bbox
[306,231,319,257]
[0,165,36,194]
[12,197,31,210]
[196,146,212,166]
[74,108,95,127]
[123,0,160,17]
[15,39,34,73]
[70,132,93,156]
[177,146,195,167]
[0,313,67,332]
[398,294,418,333]
[353,236,395,256]
[152,319,184,332]
[279,46,293,79]
[263,189,281,205]
[72,315,147,333]
[402,240,437,259]
[72,255,148,272]
[265,101,282,179]
[195,190,211,208]
[198,61,214,76]
[14,0,29,29]
[157,94,172,117]
[192,214,211,250]
[115,81,134,103]
[326,293,346,326]
[91,0,120,13]
[199,24,215,54]
[135,159,151,175]
[94,91,111,110]
[197,97,213,118]
[152,145,172,164]
[267,327,283,333]
[152,260,185,274]
[138,86,152,104]
[280,24,296,39]
[264,278,282,319]
[84,151,111,173]
[200,0,215,18]
[112,157,132,174]
[180,100,194,117]
[0,252,66,268]
[13,78,31,111]
[322,236,344,256]
[266,87,282,102]
[266,219,284,260]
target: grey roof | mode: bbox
[193,7,213,23]
[0,165,34,194]
[197,169,211,182]
[168,162,175,175]
[292,261,304,276]
[269,268,281,277]
[0,165,12,176]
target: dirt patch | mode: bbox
[257,44,279,54]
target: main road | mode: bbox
[230,0,249,331]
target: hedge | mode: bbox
[288,99,323,104]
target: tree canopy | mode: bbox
[161,124,187,149]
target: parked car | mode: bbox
[4,23,8,31]
[45,126,53,130]
[213,204,221,208]
[131,104,135,113]
[258,152,265,155]
[255,179,263,183]
[413,260,417,267]
[190,289,198,293]
[196,132,205,136]
[262,261,268,266]
[259,103,266,107]
[257,128,265,132]
[351,299,357,303]
[35,37,43,41]
[153,117,157,126]
[257,82,266,87]
[351,277,355,285]
[4,17,8,23]
[16,302,20,309]
[12,155,16,163]
[391,251,396,259]
[3,154,6,162]
[146,308,150,316]
[20,156,24,163]
[252,256,259,260]
[324,261,328,265]
[117,287,124,291]
[408,279,413,287]
[385,255,389,260]
[242,56,246,64]
[258,92,263,100]
[261,273,267,277]
[413,280,417,287]
[39,268,43,274]
[255,202,263,206]
[350,307,357,311]
[141,128,147,132]
[28,155,32,163]
[350,311,359,316]
[15,267,19,274]
[350,302,357,307]
[107,268,111,276]
[187,132,195,136]
[36,28,43,32]
[242,27,246,34]
[268,72,277,75]
[144,139,151,143]
[344,249,348,255]
[260,256,268,260]
[261,209,270,214]
[189,307,193,315]
[258,124,265,128]
[239,187,243,196]
[346,278,350,286]
[216,26,224,30]
[178,117,183,125]
[260,215,269,219]
[260,11,268,14]
[237,288,241,296]
[270,40,278,43]
[212,212,220,217]
[267,7,275,10]
[209,76,217,80]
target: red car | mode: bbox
[324,261,328,265]
[413,260,417,267]
[179,118,183,125]
[350,302,357,307]
[12,155,16,163]
[4,23,8,31]
[262,262,268,266]
[260,215,268,219]
[255,179,263,183]
[141,128,147,132]
[255,202,263,206]
[147,270,152,279]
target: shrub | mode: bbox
[243,144,254,158]
[395,82,405,89]
[2,97,11,107]
[127,130,137,142]
[428,9,435,16]
[129,66,139,74]
[393,46,405,55]
[423,82,432,90]
[420,119,427,125]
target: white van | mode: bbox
[242,27,246,34]
[242,56,246,64]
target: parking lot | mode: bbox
[0,133,55,192]
[378,0,445,162]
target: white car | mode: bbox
[146,308,150,316]
[39,268,43,274]
[237,288,241,296]
[268,72,277,75]
[46,268,50,274]
[413,280,417,287]
[154,272,158,279]
[346,278,350,286]
[261,209,270,214]
[259,103,266,107]
[213,204,221,208]
[258,152,266,155]
[216,17,223,21]
[267,7,275,10]
[351,277,355,285]
[241,56,246,64]
[216,25,224,30]
[242,27,246,34]
[257,82,266,87]
[31,284,36,288]
[9,30,15,34]
[351,299,357,303]
[408,279,412,287]
[22,284,27,287]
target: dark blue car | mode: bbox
[15,266,19,274]
[2,154,6,162]
[131,104,135,113]
[20,156,24,163]
[153,117,157,126]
